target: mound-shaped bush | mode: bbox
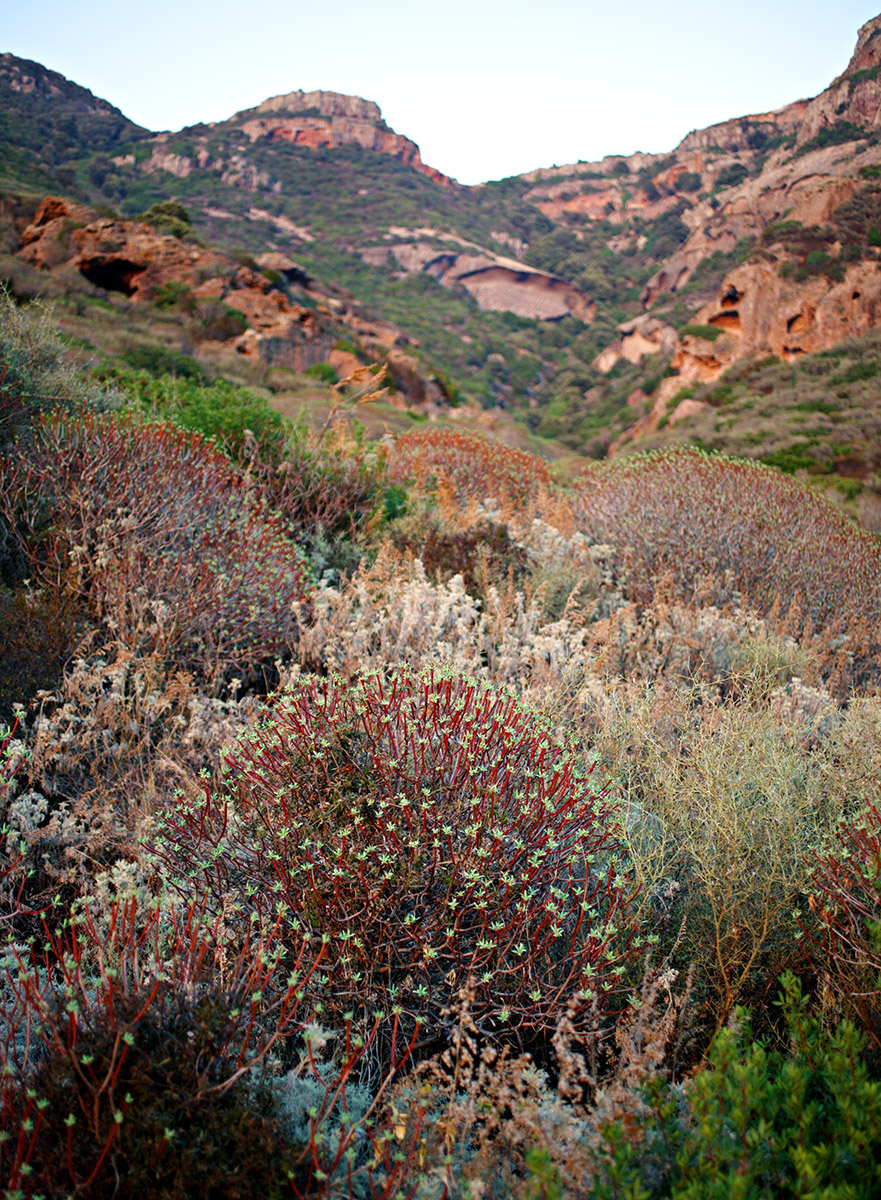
[391,428,554,511]
[154,667,638,1060]
[574,447,881,665]
[0,411,311,684]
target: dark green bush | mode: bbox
[676,171,702,193]
[121,342,208,382]
[716,162,749,190]
[680,323,723,342]
[797,120,867,157]
[303,361,339,384]
[153,279,197,312]
[140,200,194,240]
[759,446,817,473]
[585,975,881,1199]
[106,363,285,457]
[834,359,878,385]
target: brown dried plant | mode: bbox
[9,642,257,901]
[405,961,693,1199]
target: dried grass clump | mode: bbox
[0,411,311,685]
[292,548,599,715]
[153,666,639,1062]
[258,413,388,542]
[403,962,693,1198]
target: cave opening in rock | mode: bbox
[709,311,741,331]
[79,257,146,296]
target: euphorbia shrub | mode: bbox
[391,428,554,511]
[806,800,881,1047]
[573,447,881,660]
[0,898,424,1198]
[0,411,311,684]
[0,899,315,1197]
[154,667,639,1059]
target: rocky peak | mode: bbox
[226,87,453,185]
[837,14,881,81]
[252,89,384,125]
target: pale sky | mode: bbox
[4,1,879,184]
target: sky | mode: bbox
[4,1,880,185]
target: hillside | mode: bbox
[2,31,881,1194]
[1,17,881,502]
[1,273,881,1197]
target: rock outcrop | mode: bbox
[671,257,881,384]
[361,236,595,322]
[124,88,453,189]
[16,196,451,410]
[594,315,679,372]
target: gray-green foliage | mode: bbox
[271,1051,376,1198]
[0,285,115,443]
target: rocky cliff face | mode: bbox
[671,256,881,385]
[237,112,451,185]
[16,196,453,410]
[577,17,881,388]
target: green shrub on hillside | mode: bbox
[139,199,194,239]
[715,162,749,190]
[796,119,868,156]
[680,322,723,341]
[121,341,208,382]
[104,361,284,456]
[304,360,339,384]
[0,286,112,444]
[153,279,197,311]
[676,170,702,193]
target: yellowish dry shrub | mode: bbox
[591,676,881,1023]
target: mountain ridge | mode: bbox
[1,17,880,488]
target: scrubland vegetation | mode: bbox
[1,288,881,1197]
